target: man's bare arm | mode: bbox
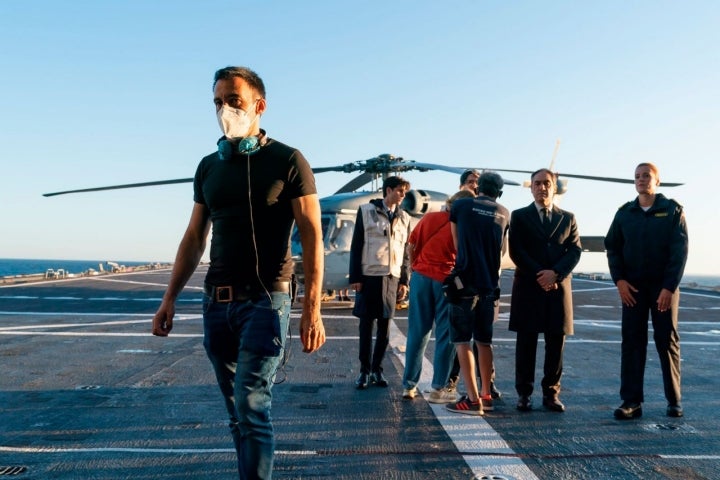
[152,202,211,336]
[292,194,326,353]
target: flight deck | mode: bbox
[1,267,718,479]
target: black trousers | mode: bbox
[514,331,565,398]
[620,286,681,405]
[358,316,390,374]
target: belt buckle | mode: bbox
[215,286,233,303]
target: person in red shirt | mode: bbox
[401,190,475,401]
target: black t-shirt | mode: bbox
[193,137,317,287]
[449,196,509,292]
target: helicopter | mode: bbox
[287,153,683,292]
[44,152,683,293]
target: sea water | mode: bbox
[0,258,162,278]
[0,257,717,289]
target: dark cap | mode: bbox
[478,171,504,198]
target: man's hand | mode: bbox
[536,269,558,291]
[397,284,409,300]
[616,279,638,307]
[656,288,673,312]
[300,312,326,353]
[152,302,174,337]
[351,282,362,293]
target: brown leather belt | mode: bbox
[203,282,290,303]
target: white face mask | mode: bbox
[216,104,257,139]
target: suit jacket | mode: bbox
[508,203,582,335]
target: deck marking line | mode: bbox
[0,445,314,456]
[2,444,718,461]
[389,321,540,480]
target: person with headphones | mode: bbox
[151,66,325,479]
[508,168,582,413]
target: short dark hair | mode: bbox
[530,168,557,183]
[478,171,504,198]
[213,66,266,98]
[460,169,480,186]
[382,176,410,196]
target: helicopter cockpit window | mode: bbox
[328,218,355,251]
[290,217,332,256]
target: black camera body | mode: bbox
[442,272,473,304]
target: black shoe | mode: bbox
[490,381,502,400]
[370,371,388,387]
[516,395,532,411]
[666,404,684,417]
[614,401,642,419]
[542,396,565,412]
[356,373,369,390]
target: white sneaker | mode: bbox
[402,387,417,400]
[427,387,459,404]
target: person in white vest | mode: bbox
[349,176,412,389]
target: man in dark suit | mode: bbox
[508,168,582,412]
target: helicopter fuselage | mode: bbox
[291,189,448,291]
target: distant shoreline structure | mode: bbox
[1,259,717,293]
[0,259,173,286]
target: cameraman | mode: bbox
[444,171,509,415]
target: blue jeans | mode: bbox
[402,272,455,390]
[203,291,291,480]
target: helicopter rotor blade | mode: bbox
[43,154,683,199]
[558,172,683,186]
[43,178,194,197]
[312,165,355,174]
[486,168,683,187]
[335,172,375,194]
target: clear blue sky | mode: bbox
[1,1,717,275]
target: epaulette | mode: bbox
[618,201,633,211]
[667,198,683,208]
[667,198,683,213]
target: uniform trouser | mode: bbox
[620,286,681,405]
[402,272,455,390]
[359,316,390,374]
[515,331,565,399]
[203,292,291,480]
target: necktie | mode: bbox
[542,208,550,227]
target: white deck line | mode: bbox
[389,320,540,480]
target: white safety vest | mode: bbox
[359,203,410,278]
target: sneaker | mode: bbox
[445,395,484,416]
[402,387,417,400]
[427,387,459,404]
[480,394,494,412]
[445,377,458,393]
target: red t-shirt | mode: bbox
[408,211,455,283]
